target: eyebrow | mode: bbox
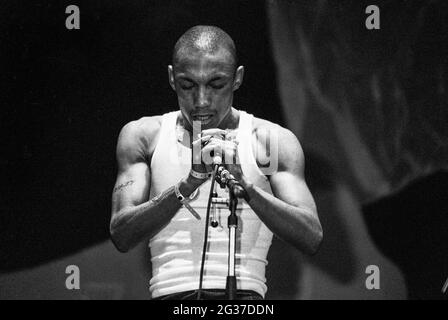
[176,73,231,82]
[177,77,194,82]
[209,76,228,82]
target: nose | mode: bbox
[195,86,210,108]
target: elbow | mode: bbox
[110,220,131,253]
[307,226,323,256]
[288,226,323,256]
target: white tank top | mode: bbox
[148,110,274,298]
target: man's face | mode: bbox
[168,48,243,130]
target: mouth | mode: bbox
[192,114,214,122]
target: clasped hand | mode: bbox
[191,128,243,181]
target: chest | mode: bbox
[175,125,269,166]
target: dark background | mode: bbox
[1,0,447,299]
[0,0,283,270]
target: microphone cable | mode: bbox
[197,163,220,300]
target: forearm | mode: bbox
[110,175,204,252]
[241,177,322,255]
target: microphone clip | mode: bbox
[215,165,228,189]
[214,165,247,200]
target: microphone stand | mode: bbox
[226,186,238,300]
[212,165,246,300]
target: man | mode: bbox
[110,25,322,300]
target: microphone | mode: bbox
[213,151,222,166]
[213,131,230,166]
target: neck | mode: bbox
[217,107,239,130]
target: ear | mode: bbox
[233,66,244,91]
[168,65,176,91]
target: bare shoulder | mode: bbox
[252,117,282,137]
[119,116,162,141]
[116,116,162,165]
[252,117,301,147]
[252,116,304,174]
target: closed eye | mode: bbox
[180,84,194,90]
[179,80,194,90]
[209,80,227,89]
[210,84,225,89]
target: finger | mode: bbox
[201,143,223,156]
[224,140,239,148]
[202,139,237,152]
[192,136,212,148]
[225,130,238,140]
[201,135,228,148]
[202,144,238,166]
[193,133,212,142]
[201,128,227,135]
[222,141,239,165]
[201,129,227,138]
[219,140,239,151]
[225,135,239,145]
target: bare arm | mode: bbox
[110,120,203,252]
[241,126,323,255]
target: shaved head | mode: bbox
[168,26,244,130]
[172,25,237,69]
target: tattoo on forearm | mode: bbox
[114,180,135,193]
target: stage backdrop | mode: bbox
[267,0,447,299]
[2,0,446,299]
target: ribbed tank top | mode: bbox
[148,110,274,298]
